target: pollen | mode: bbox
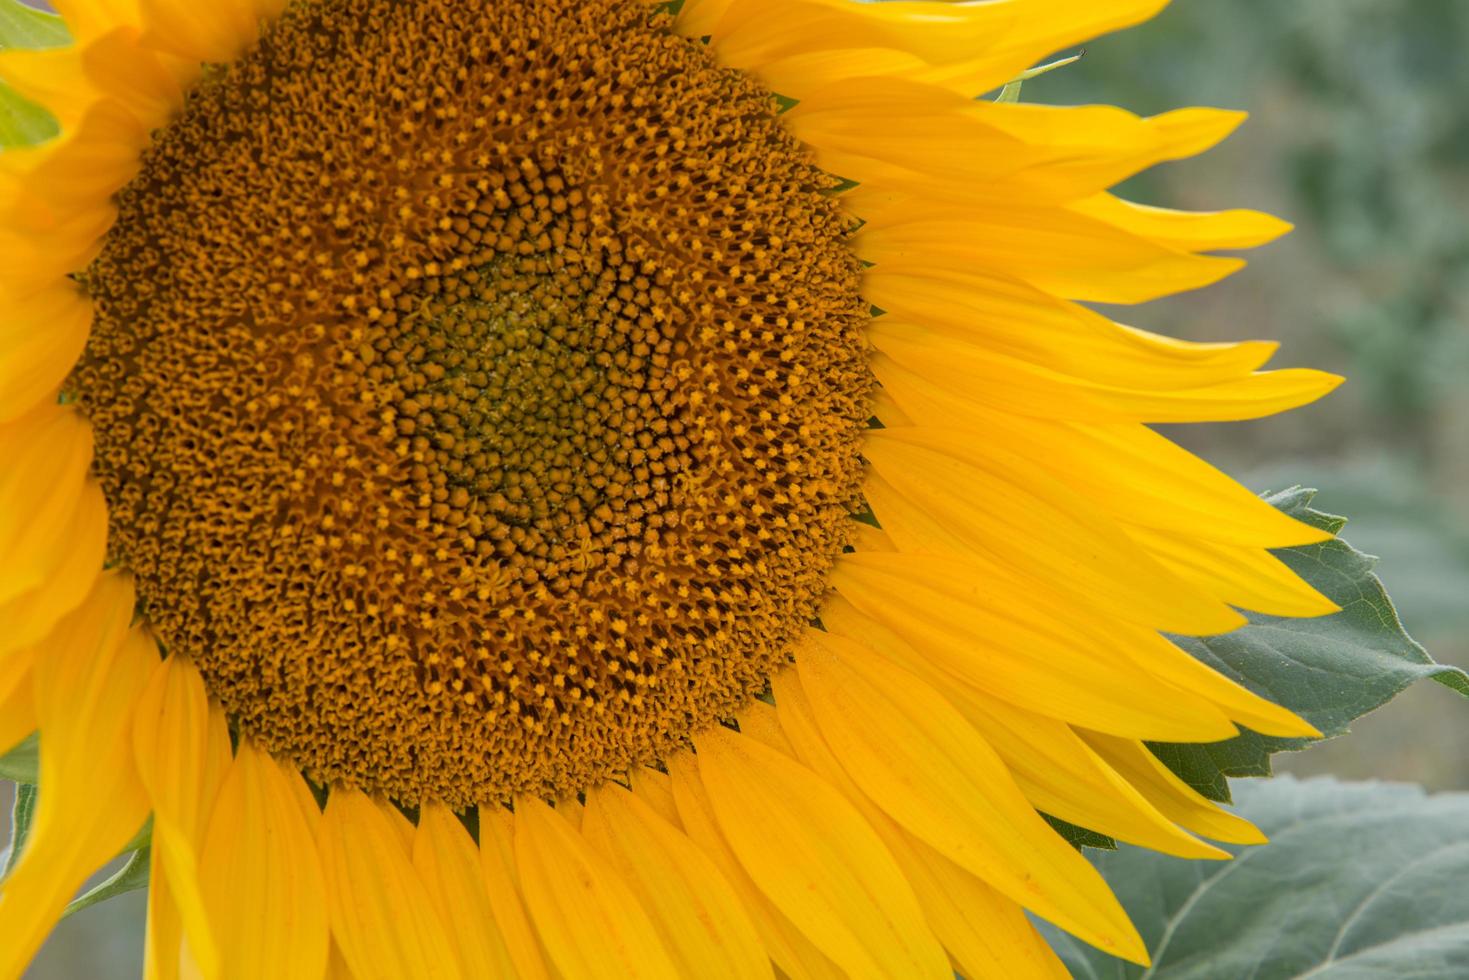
[68,0,869,804]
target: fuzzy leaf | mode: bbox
[1042,777,1469,979]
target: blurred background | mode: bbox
[1033,0,1469,792]
[9,0,1469,973]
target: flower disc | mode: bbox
[68,0,870,804]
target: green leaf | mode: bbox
[1041,776,1469,978]
[0,733,38,784]
[0,0,66,149]
[2,782,37,879]
[1041,812,1117,852]
[0,0,70,50]
[0,77,58,148]
[63,845,151,919]
[1148,487,1469,803]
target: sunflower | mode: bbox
[0,0,1343,976]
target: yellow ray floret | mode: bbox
[818,593,1232,861]
[856,204,1244,305]
[195,741,328,980]
[692,724,951,979]
[476,809,555,980]
[870,369,1333,548]
[688,0,1167,99]
[131,655,232,980]
[411,804,521,979]
[746,692,1071,979]
[862,427,1249,633]
[318,788,458,980]
[661,757,847,980]
[513,797,681,980]
[0,574,152,978]
[871,319,1341,423]
[789,632,1150,963]
[582,783,773,980]
[1077,731,1269,846]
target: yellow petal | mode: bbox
[873,360,1331,548]
[0,208,114,293]
[864,265,1280,391]
[0,573,152,978]
[856,205,1244,305]
[412,803,519,980]
[1129,523,1340,619]
[1,98,147,223]
[478,807,555,980]
[0,285,92,423]
[0,655,36,756]
[133,656,233,980]
[627,765,683,826]
[324,942,353,980]
[0,402,92,603]
[137,0,269,63]
[794,83,1242,207]
[318,787,460,980]
[693,724,950,979]
[871,318,1343,423]
[674,0,737,37]
[790,632,1149,964]
[1078,730,1270,846]
[582,783,774,980]
[665,753,846,980]
[144,847,184,980]
[51,0,143,43]
[819,593,1229,860]
[513,797,681,980]
[833,550,1240,742]
[863,426,1246,635]
[0,482,109,657]
[198,742,330,980]
[973,103,1247,203]
[712,0,1166,99]
[1070,193,1293,252]
[875,362,1331,551]
[769,678,1070,980]
[785,77,1039,189]
[0,45,99,133]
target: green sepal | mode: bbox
[2,782,37,879]
[995,52,1085,103]
[0,733,38,784]
[63,845,151,919]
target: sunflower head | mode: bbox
[69,0,871,806]
[0,0,1342,977]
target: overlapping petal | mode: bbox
[0,0,1346,977]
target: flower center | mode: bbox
[69,0,869,805]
